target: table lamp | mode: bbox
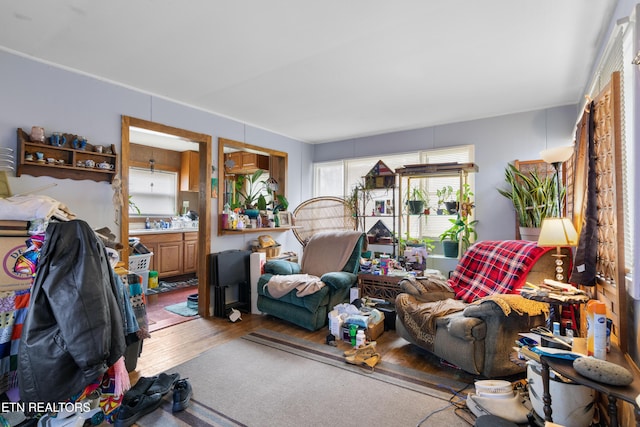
[537,217,579,281]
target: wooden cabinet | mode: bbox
[183,232,198,273]
[157,235,183,277]
[180,150,199,192]
[137,231,198,279]
[224,152,269,174]
[16,128,117,183]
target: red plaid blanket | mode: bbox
[449,240,552,303]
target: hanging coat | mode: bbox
[18,220,126,403]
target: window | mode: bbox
[129,167,178,216]
[313,146,473,243]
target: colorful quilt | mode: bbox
[449,240,552,303]
[0,289,31,395]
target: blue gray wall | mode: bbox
[313,105,578,242]
[0,50,311,254]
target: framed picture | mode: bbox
[278,211,292,227]
[374,200,386,215]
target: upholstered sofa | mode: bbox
[395,240,571,378]
[257,231,365,331]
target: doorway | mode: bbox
[120,116,212,318]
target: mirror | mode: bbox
[217,137,288,234]
[121,116,212,317]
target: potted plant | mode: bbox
[234,169,267,216]
[436,185,455,214]
[397,235,435,254]
[439,184,477,257]
[406,187,430,215]
[497,163,561,240]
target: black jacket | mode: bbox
[18,220,126,403]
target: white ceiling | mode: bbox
[0,1,617,144]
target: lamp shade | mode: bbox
[540,145,574,164]
[537,217,579,247]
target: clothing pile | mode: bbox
[2,220,149,425]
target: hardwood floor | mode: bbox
[128,310,477,388]
[145,287,199,332]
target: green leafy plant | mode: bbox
[234,169,267,209]
[439,183,477,251]
[406,186,430,215]
[257,194,268,211]
[409,187,429,204]
[397,235,435,253]
[436,185,454,208]
[497,163,561,228]
[439,214,478,247]
[273,195,289,213]
[128,196,141,215]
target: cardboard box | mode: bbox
[365,318,384,340]
[0,235,32,289]
[342,318,385,342]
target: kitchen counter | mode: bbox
[129,227,198,236]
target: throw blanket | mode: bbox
[266,274,325,299]
[266,231,362,299]
[300,231,362,277]
[472,294,549,317]
[450,240,551,303]
[0,195,76,221]
[395,294,467,352]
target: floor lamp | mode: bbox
[540,145,574,216]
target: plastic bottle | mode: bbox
[356,330,366,347]
[349,324,358,347]
[586,300,607,359]
[148,270,159,289]
[145,218,151,229]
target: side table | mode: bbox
[540,343,640,427]
[357,273,405,301]
[520,291,587,333]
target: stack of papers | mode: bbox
[520,279,589,302]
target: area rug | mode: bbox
[164,302,198,317]
[136,329,474,427]
[147,277,198,295]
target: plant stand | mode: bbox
[396,162,478,259]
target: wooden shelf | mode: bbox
[16,128,117,183]
[220,226,297,235]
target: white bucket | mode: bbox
[527,361,595,427]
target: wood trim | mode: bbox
[589,72,627,351]
[217,137,288,236]
[121,115,212,318]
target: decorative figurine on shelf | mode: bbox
[30,126,45,142]
[49,132,66,147]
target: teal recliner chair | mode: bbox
[257,231,365,331]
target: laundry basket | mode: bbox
[129,253,153,292]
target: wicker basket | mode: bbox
[253,244,282,258]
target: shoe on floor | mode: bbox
[172,378,193,413]
[122,375,157,405]
[146,372,180,395]
[114,392,163,427]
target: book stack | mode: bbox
[0,220,29,236]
